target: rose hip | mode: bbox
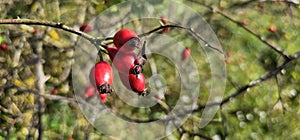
[89,61,113,94]
[119,72,147,96]
[113,29,140,53]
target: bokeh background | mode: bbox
[0,0,300,139]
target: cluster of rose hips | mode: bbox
[81,17,191,103]
[87,29,148,103]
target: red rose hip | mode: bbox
[84,84,96,98]
[268,25,277,33]
[113,51,142,75]
[181,48,191,61]
[119,72,147,96]
[51,88,58,95]
[160,16,170,33]
[161,16,167,24]
[89,61,113,94]
[113,29,140,53]
[1,43,7,52]
[106,46,118,61]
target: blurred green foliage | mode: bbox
[0,0,300,139]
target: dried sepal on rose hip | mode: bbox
[119,72,148,96]
[89,61,113,94]
[113,29,140,53]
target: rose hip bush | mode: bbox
[0,0,300,140]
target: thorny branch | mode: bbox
[1,3,300,138]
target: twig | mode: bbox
[188,0,292,59]
[215,9,291,60]
[138,25,223,54]
[0,19,223,55]
[33,37,46,140]
[90,42,297,129]
[220,57,296,105]
[1,84,76,103]
[125,51,300,123]
[227,0,300,9]
[192,51,300,112]
[0,19,97,46]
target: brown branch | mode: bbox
[138,24,224,54]
[2,84,106,115]
[220,52,299,105]
[188,0,292,59]
[190,51,300,113]
[215,9,291,60]
[0,19,99,47]
[0,19,204,58]
[122,51,300,123]
[33,34,46,140]
[1,84,75,103]
[228,0,299,9]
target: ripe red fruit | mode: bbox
[84,84,96,98]
[181,48,191,61]
[113,29,140,53]
[51,88,58,95]
[106,46,118,61]
[119,72,147,96]
[160,16,170,33]
[80,23,93,32]
[113,51,142,74]
[106,46,142,75]
[33,29,39,36]
[1,43,7,52]
[268,25,277,33]
[89,61,113,94]
[161,16,167,24]
[241,19,248,25]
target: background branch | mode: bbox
[0,19,98,47]
[188,0,292,59]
